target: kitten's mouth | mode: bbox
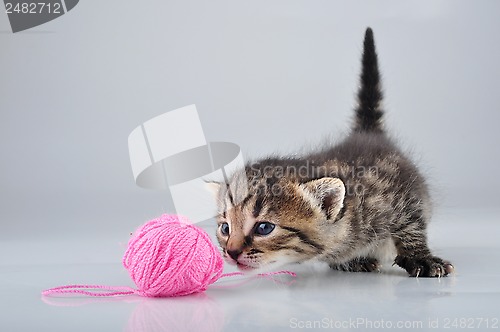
[236,262,255,271]
[223,257,256,270]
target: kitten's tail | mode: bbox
[353,27,384,133]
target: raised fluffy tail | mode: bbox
[353,27,384,133]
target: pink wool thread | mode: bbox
[42,214,296,298]
[123,214,223,297]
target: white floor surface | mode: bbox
[1,208,499,331]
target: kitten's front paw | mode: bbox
[331,257,380,272]
[395,255,454,277]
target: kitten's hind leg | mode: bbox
[392,221,454,277]
[330,257,380,273]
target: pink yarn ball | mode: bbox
[122,214,224,297]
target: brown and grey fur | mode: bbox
[209,28,453,277]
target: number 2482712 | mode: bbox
[5,2,62,14]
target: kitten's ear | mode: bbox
[300,178,345,220]
[204,180,222,196]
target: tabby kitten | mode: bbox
[209,28,453,277]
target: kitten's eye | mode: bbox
[220,222,230,236]
[255,222,275,236]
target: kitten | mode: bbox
[208,28,453,277]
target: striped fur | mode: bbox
[210,28,453,277]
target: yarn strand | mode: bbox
[41,270,297,298]
[220,270,297,279]
[42,284,137,297]
[41,215,297,298]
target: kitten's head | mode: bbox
[207,166,346,271]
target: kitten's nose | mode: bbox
[227,249,242,261]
